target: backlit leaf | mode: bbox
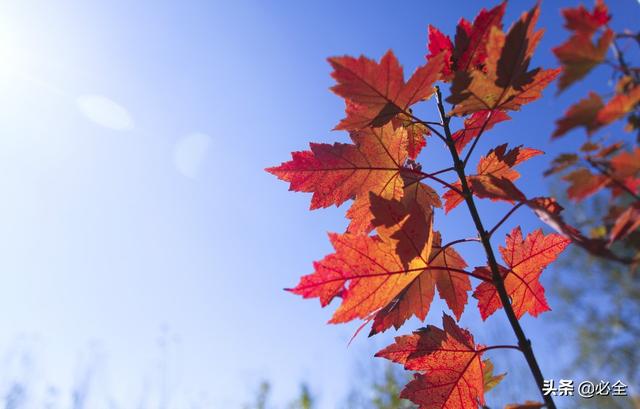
[447,5,559,115]
[473,227,570,320]
[329,51,444,130]
[553,29,613,92]
[444,144,541,212]
[376,314,491,408]
[267,123,408,231]
[369,232,470,335]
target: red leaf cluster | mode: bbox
[548,0,640,255]
[268,3,574,408]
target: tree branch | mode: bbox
[433,87,557,409]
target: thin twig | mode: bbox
[488,202,525,237]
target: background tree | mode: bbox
[543,0,640,399]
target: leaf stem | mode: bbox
[409,120,444,127]
[433,87,557,409]
[463,111,497,166]
[401,109,448,143]
[479,345,522,353]
[488,202,525,237]
[409,168,463,194]
[440,237,482,250]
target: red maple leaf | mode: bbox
[562,0,610,36]
[552,92,605,137]
[447,5,559,115]
[553,29,613,92]
[473,227,570,320]
[376,314,493,408]
[426,2,506,80]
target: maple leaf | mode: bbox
[329,51,444,130]
[469,175,527,203]
[562,0,610,36]
[447,5,559,115]
[610,147,640,180]
[597,85,640,126]
[287,225,435,324]
[563,168,608,201]
[369,231,470,336]
[369,182,439,268]
[553,86,640,137]
[427,25,454,79]
[553,29,613,92]
[451,110,511,153]
[552,92,604,138]
[376,314,492,408]
[267,123,408,232]
[443,144,541,212]
[473,227,570,320]
[427,2,506,81]
[452,2,507,74]
[608,148,640,198]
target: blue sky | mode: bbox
[0,0,637,408]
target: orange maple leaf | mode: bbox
[562,0,610,36]
[287,207,435,324]
[329,51,444,131]
[267,123,409,231]
[369,232,470,335]
[563,168,608,201]
[443,144,541,212]
[597,85,640,126]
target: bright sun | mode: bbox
[0,25,29,79]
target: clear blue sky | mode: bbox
[0,0,637,408]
